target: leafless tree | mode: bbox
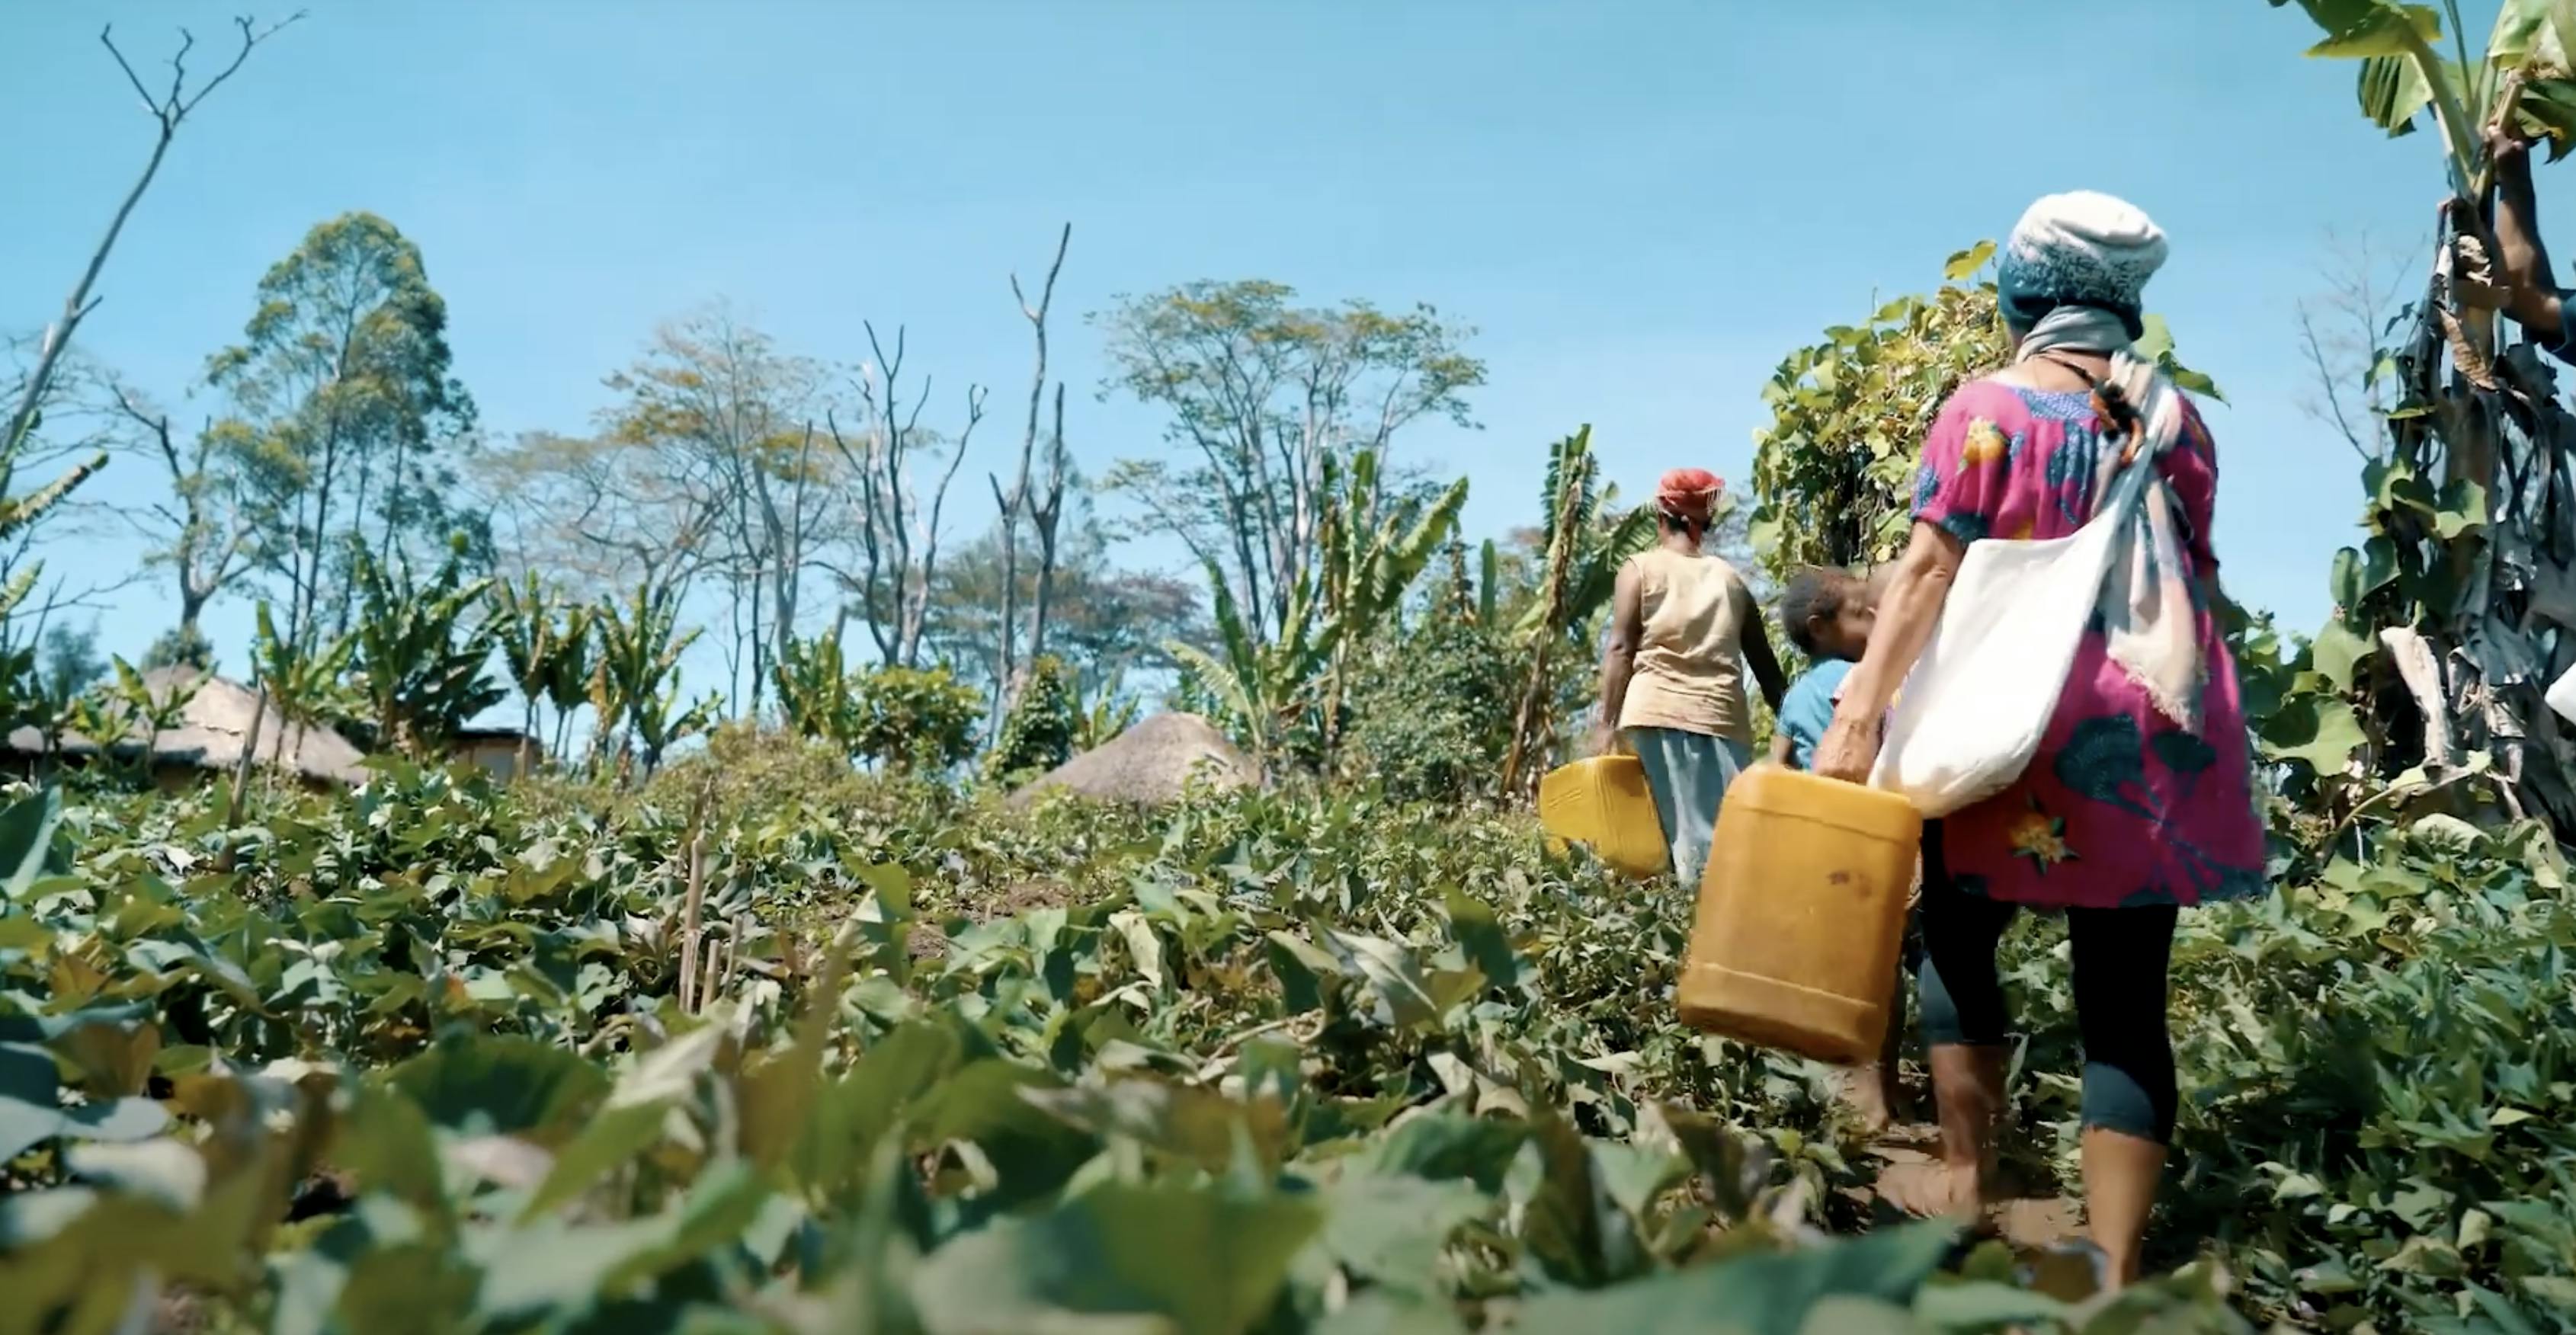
[98,382,266,651]
[2296,227,2419,463]
[825,325,986,668]
[584,305,832,711]
[1027,383,1071,663]
[473,429,731,603]
[987,223,1072,719]
[6,12,303,461]
[1094,283,1483,644]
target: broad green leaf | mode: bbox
[517,1100,671,1221]
[2260,695,2371,776]
[1320,929,1440,1029]
[1913,1279,2072,1324]
[1312,1292,1472,1335]
[2276,0,2442,59]
[2310,618,2376,692]
[1942,241,1996,281]
[2434,478,2488,538]
[0,787,64,903]
[2357,53,2434,135]
[1357,1112,1530,1192]
[918,1059,1097,1207]
[1440,886,1517,989]
[908,1182,1322,1335]
[1512,1221,1956,1333]
[1311,1172,1489,1293]
[1020,1078,1290,1173]
[386,1033,609,1145]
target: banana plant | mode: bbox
[772,629,863,754]
[242,600,356,780]
[1074,667,1142,753]
[1312,447,1469,762]
[347,537,505,757]
[489,573,591,775]
[589,581,703,784]
[1166,559,1337,767]
[1501,425,1655,792]
[2263,0,2576,835]
[2270,0,2576,195]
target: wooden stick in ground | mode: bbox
[677,828,706,1014]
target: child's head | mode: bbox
[1780,566,1876,663]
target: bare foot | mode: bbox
[1835,1064,1895,1135]
[1876,1158,1985,1221]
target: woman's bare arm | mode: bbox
[1740,589,1787,714]
[1809,520,1966,783]
[1594,563,1644,750]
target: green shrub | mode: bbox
[847,662,982,772]
[1341,610,1515,802]
[985,654,1078,783]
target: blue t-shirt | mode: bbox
[1777,658,1854,770]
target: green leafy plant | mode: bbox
[986,652,1079,782]
[1342,603,1516,802]
[2261,0,2576,837]
[771,627,866,754]
[489,572,591,775]
[344,535,506,757]
[588,580,706,782]
[847,662,983,773]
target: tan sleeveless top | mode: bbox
[1617,547,1754,744]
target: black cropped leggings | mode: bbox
[1913,844,2180,1144]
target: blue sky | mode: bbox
[3,0,2555,691]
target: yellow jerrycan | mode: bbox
[1536,755,1668,879]
[1677,767,1922,1064]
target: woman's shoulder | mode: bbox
[1940,375,2043,423]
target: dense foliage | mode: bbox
[1747,245,2013,583]
[0,752,2564,1333]
[985,654,1079,783]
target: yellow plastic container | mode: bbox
[1536,755,1668,879]
[1678,767,1922,1064]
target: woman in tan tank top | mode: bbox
[1592,469,1786,886]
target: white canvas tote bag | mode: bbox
[1870,442,2159,818]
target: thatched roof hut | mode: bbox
[1006,712,1257,808]
[3,667,369,788]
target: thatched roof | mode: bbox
[4,666,370,786]
[1007,712,1258,808]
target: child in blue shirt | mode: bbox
[1769,566,1877,770]
[1767,565,1924,1132]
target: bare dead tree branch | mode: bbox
[7,12,301,458]
[1028,382,1069,661]
[988,223,1072,722]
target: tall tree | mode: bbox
[824,325,985,669]
[987,223,1072,719]
[205,211,478,648]
[593,304,829,712]
[1092,281,1483,645]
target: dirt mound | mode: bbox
[1006,712,1256,808]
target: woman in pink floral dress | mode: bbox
[1812,191,2267,1288]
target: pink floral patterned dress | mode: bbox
[1909,377,2269,910]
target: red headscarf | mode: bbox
[1655,468,1724,536]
